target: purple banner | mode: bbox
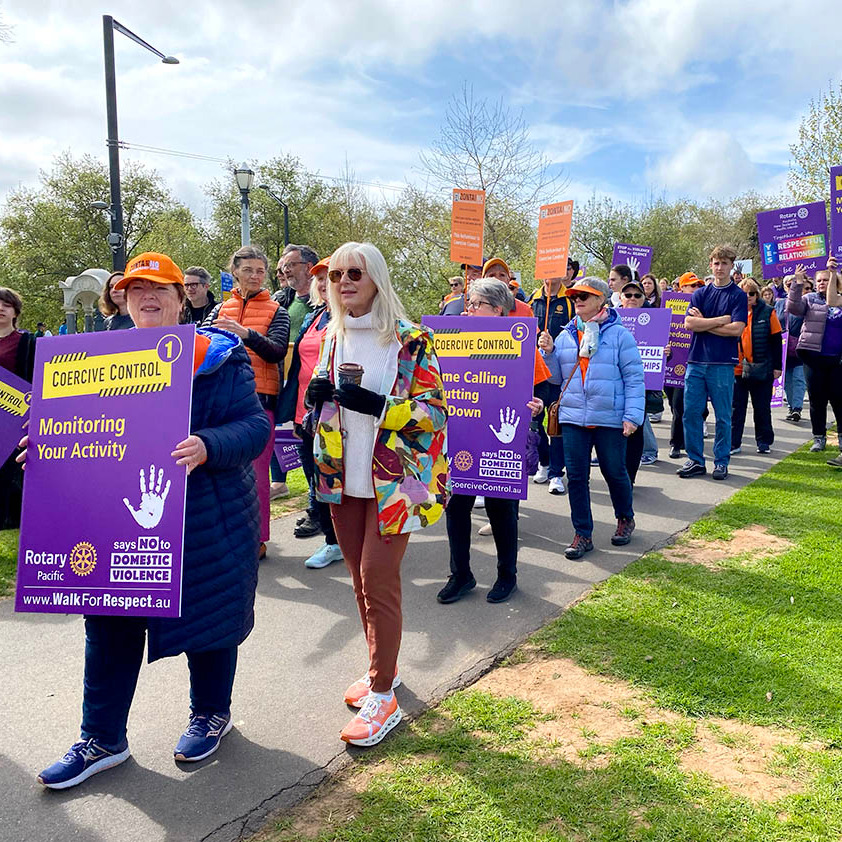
[423,315,536,500]
[757,201,828,280]
[273,425,302,472]
[0,367,31,466]
[15,326,195,618]
[618,309,672,390]
[612,243,653,276]
[832,166,842,264]
[662,292,693,388]
[771,331,788,409]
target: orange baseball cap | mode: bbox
[482,257,511,277]
[113,252,184,289]
[309,255,331,276]
[678,271,703,288]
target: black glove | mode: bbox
[305,377,335,408]
[334,383,387,417]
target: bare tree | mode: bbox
[419,83,568,255]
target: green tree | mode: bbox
[788,81,842,203]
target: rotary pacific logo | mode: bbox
[674,364,686,376]
[453,450,474,471]
[638,312,650,325]
[69,541,97,576]
[797,207,808,219]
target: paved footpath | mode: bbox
[0,409,811,842]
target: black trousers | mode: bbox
[625,424,644,485]
[799,350,842,437]
[665,385,708,450]
[446,494,519,584]
[731,376,774,448]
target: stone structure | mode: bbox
[59,269,110,333]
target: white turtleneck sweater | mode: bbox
[334,312,400,498]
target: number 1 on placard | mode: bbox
[165,341,173,359]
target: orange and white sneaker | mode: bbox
[343,673,401,708]
[340,692,402,747]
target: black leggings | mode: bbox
[799,350,842,437]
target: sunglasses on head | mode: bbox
[328,267,363,283]
[570,292,595,302]
[623,291,643,299]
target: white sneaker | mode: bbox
[477,522,492,536]
[548,476,566,495]
[305,543,343,569]
[473,496,485,508]
[533,465,549,484]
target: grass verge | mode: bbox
[257,445,842,842]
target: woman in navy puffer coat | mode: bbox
[539,278,644,562]
[36,252,271,791]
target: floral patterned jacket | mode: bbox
[313,319,449,535]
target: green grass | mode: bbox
[268,466,310,518]
[260,444,842,842]
[0,529,18,596]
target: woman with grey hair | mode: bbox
[437,278,543,606]
[539,278,644,559]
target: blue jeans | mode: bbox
[784,363,805,412]
[80,616,238,747]
[683,363,735,467]
[561,424,634,539]
[642,415,658,459]
[534,380,566,478]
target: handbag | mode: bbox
[546,362,580,438]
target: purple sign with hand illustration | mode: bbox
[831,166,842,264]
[612,243,653,277]
[756,201,828,279]
[0,367,31,466]
[662,291,693,388]
[618,309,672,390]
[423,315,536,500]
[15,326,195,618]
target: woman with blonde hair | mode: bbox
[98,271,134,330]
[306,242,448,747]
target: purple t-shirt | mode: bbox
[821,306,842,357]
[687,281,749,366]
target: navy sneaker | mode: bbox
[174,712,232,762]
[38,737,130,790]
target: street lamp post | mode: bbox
[102,15,178,271]
[258,184,290,248]
[234,164,255,246]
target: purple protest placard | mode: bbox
[831,166,842,264]
[0,367,30,465]
[423,315,536,500]
[662,291,693,387]
[771,331,788,408]
[15,325,195,618]
[273,425,302,472]
[612,243,653,277]
[757,201,828,280]
[618,309,672,390]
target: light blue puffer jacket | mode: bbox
[541,309,645,428]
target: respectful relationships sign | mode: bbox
[0,367,30,466]
[423,315,536,500]
[617,309,671,390]
[756,201,828,279]
[15,326,195,618]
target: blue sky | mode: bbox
[0,0,838,220]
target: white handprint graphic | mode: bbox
[627,256,641,276]
[489,407,521,444]
[123,464,171,529]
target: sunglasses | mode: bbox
[570,292,596,302]
[685,282,704,289]
[328,267,363,283]
[449,281,462,288]
[623,291,643,299]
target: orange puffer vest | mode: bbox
[219,289,280,396]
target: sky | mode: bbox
[1,0,840,222]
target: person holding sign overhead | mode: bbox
[33,252,271,789]
[305,242,448,748]
[538,278,644,560]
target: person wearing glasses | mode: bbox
[182,266,217,324]
[204,246,290,559]
[538,278,644,560]
[305,242,448,748]
[730,279,782,455]
[440,276,465,312]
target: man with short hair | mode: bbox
[273,258,295,308]
[183,266,217,324]
[34,322,52,338]
[279,244,317,339]
[678,246,748,481]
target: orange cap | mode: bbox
[113,252,184,290]
[309,255,331,276]
[678,271,702,288]
[482,257,511,277]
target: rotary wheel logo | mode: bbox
[69,542,97,576]
[453,450,474,471]
[674,364,686,376]
[797,207,808,219]
[638,312,650,325]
